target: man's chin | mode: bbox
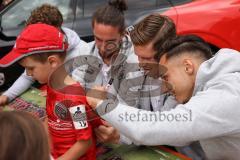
[175,96,185,104]
[178,98,189,104]
[37,80,47,85]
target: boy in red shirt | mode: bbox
[47,55,101,160]
[0,23,101,160]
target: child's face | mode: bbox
[19,56,53,84]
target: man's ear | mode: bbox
[47,55,61,68]
[183,59,194,75]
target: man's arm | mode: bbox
[2,70,34,102]
[88,86,240,146]
[94,120,139,145]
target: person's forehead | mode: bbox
[134,43,155,58]
[160,54,182,65]
[19,56,37,67]
[159,54,168,65]
[159,55,178,73]
[93,22,121,40]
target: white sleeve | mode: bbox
[100,87,240,146]
[119,134,136,145]
[3,70,35,101]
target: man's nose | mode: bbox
[138,56,149,64]
[99,42,107,53]
[138,59,149,68]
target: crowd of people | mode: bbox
[0,0,240,160]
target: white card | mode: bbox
[69,105,88,129]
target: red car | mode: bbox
[163,0,240,51]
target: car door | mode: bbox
[169,0,240,51]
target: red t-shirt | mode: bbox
[46,83,102,160]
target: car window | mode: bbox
[1,0,74,31]
[169,0,193,6]
[82,0,170,18]
[124,0,172,25]
[126,0,172,13]
[127,0,158,10]
[81,0,108,17]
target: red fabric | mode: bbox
[0,23,68,67]
[46,83,102,160]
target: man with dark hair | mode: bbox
[72,0,131,86]
[73,11,178,145]
[70,0,134,144]
[160,35,213,104]
[130,14,176,62]
[87,35,240,159]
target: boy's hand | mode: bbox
[0,95,9,106]
[57,139,91,160]
[94,120,120,144]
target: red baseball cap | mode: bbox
[0,23,68,67]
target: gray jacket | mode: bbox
[100,49,240,160]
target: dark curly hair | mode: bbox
[26,4,63,27]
